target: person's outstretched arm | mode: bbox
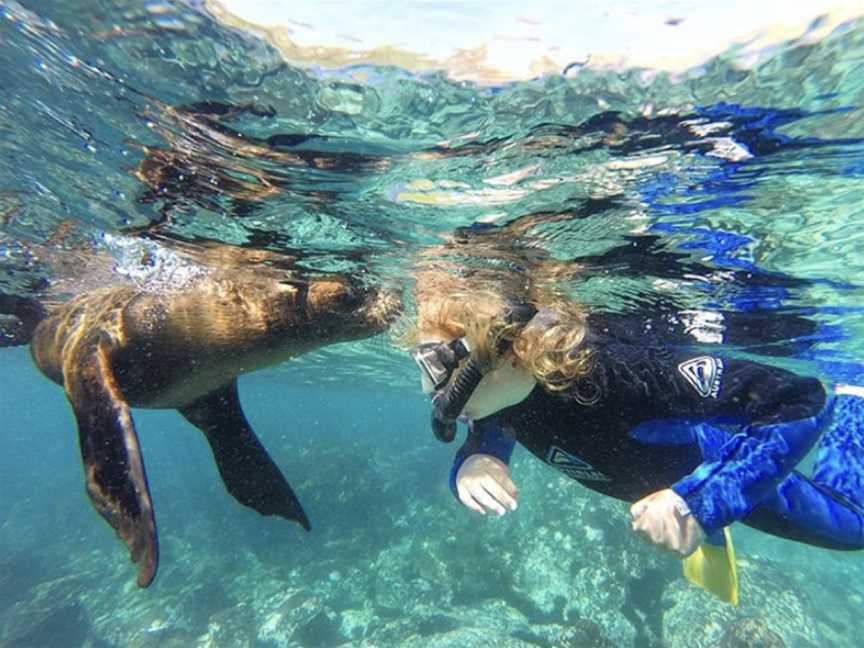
[669,358,829,536]
[618,344,828,553]
[450,417,519,515]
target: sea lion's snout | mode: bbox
[361,285,403,329]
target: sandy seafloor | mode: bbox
[2,345,863,648]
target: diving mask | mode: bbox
[412,301,538,443]
[411,337,472,393]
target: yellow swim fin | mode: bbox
[683,527,739,605]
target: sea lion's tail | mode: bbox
[0,293,47,347]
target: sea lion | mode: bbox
[21,269,400,587]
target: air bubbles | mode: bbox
[102,233,210,293]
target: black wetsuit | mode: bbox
[450,336,864,549]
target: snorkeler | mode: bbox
[406,277,864,604]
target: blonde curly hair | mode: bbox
[401,269,592,393]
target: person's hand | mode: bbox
[630,489,705,557]
[456,453,519,516]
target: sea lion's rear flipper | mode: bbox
[179,382,311,531]
[64,335,159,587]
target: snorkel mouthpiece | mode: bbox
[430,357,484,442]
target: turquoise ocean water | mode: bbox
[2,1,864,646]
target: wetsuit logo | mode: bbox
[545,446,611,481]
[678,356,724,398]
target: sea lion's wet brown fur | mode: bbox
[28,270,400,587]
[32,273,395,407]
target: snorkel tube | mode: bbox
[430,357,484,442]
[430,301,538,443]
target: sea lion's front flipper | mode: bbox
[64,335,159,587]
[179,382,311,531]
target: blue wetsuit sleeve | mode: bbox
[667,360,830,535]
[449,417,516,499]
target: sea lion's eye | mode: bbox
[338,283,366,309]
